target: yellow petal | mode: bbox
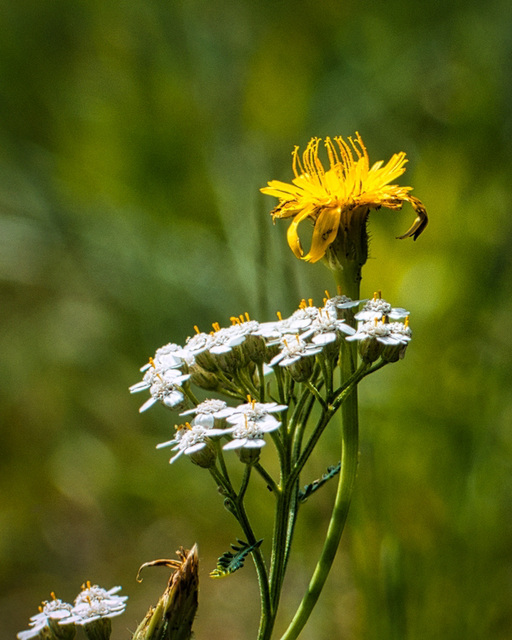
[287,217,304,258]
[303,206,341,263]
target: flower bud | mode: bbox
[358,337,384,364]
[189,440,217,469]
[287,355,314,382]
[133,547,199,640]
[381,342,408,363]
[188,365,220,391]
[242,334,267,364]
[237,446,261,465]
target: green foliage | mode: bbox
[298,463,341,503]
[2,0,512,638]
[210,539,263,579]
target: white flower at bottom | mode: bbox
[221,414,282,451]
[17,597,74,640]
[215,400,287,428]
[210,400,286,451]
[62,584,128,626]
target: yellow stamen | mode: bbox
[324,289,331,299]
[405,316,410,327]
[245,312,250,322]
[277,311,283,321]
[308,298,313,307]
[194,325,201,334]
[50,592,57,600]
[239,314,245,323]
[230,316,240,325]
[149,357,156,368]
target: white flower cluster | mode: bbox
[157,400,287,463]
[129,297,361,413]
[18,585,127,639]
[348,295,412,362]
[131,294,412,462]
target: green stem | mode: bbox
[280,261,361,640]
[209,465,272,638]
[257,361,266,402]
[254,462,279,495]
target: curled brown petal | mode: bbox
[396,196,428,241]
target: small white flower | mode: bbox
[215,400,287,430]
[269,334,323,367]
[287,305,320,332]
[184,331,214,354]
[254,319,291,340]
[180,398,228,421]
[355,296,409,322]
[18,598,73,640]
[387,321,413,344]
[324,295,364,313]
[220,409,284,451]
[208,324,248,355]
[62,584,127,626]
[130,366,191,413]
[346,319,410,346]
[157,416,216,463]
[301,306,356,346]
[140,343,184,373]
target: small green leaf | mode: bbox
[210,539,263,578]
[298,462,341,503]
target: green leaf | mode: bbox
[298,462,341,503]
[210,539,263,578]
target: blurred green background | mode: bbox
[1,0,511,638]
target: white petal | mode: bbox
[184,442,207,455]
[139,397,158,413]
[223,439,246,450]
[243,438,266,448]
[312,332,337,346]
[130,381,150,393]
[169,449,186,463]
[156,438,178,449]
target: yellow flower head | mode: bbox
[261,133,428,264]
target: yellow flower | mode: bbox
[261,133,428,264]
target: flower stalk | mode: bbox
[18,132,427,640]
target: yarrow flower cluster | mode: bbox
[129,292,412,464]
[17,585,127,640]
